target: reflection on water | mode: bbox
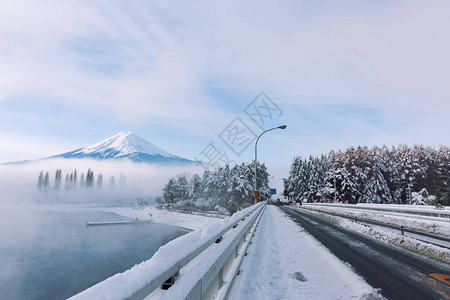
[0,210,189,300]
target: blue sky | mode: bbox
[1,0,449,188]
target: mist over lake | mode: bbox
[0,208,190,299]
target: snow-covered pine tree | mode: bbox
[334,167,358,203]
[162,178,177,205]
[176,176,190,201]
[201,170,216,200]
[228,163,251,209]
[215,165,231,207]
[189,174,202,200]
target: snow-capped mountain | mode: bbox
[50,132,194,164]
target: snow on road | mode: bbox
[234,205,380,300]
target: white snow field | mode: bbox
[232,205,380,300]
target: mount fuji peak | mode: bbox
[52,132,194,164]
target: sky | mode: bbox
[1,0,450,190]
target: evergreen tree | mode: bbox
[80,173,85,187]
[86,169,94,187]
[201,170,216,199]
[38,171,44,189]
[44,172,49,189]
[189,174,202,199]
[176,176,190,201]
[55,169,62,190]
[162,178,177,204]
[65,174,70,190]
[73,169,78,188]
[97,174,103,187]
[285,144,450,205]
[120,173,126,186]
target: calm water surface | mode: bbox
[0,210,189,299]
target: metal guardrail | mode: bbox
[216,204,266,300]
[304,203,450,219]
[70,202,265,300]
[160,204,266,299]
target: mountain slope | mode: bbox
[50,132,194,164]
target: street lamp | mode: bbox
[254,125,287,204]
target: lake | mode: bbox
[0,209,190,299]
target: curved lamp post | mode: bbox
[254,125,287,204]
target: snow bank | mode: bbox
[341,219,450,264]
[70,204,262,300]
[104,206,219,231]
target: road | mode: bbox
[280,206,450,300]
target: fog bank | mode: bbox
[0,158,203,204]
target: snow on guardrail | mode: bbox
[70,203,264,300]
[305,202,450,219]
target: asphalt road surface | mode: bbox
[280,206,450,300]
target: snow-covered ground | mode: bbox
[104,206,220,231]
[233,205,381,299]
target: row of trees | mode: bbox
[37,169,126,191]
[284,145,450,205]
[161,162,271,213]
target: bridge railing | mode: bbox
[70,202,265,300]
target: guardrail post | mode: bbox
[218,269,223,288]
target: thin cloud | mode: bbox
[0,0,449,165]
